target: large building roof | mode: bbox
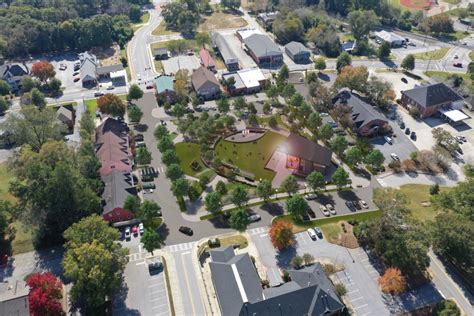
[213,33,239,65]
[401,83,463,108]
[243,34,281,59]
[285,41,311,56]
[191,66,220,91]
[200,48,215,68]
[96,64,124,76]
[279,134,332,167]
[95,118,129,144]
[155,75,175,94]
[209,247,345,316]
[102,171,136,215]
[374,30,405,43]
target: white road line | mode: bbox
[369,270,379,274]
[354,304,369,310]
[150,297,165,302]
[148,283,163,289]
[347,289,360,295]
[151,303,169,309]
[181,251,191,255]
[361,257,369,262]
[349,296,364,303]
[361,312,372,316]
[150,289,165,294]
[364,264,373,268]
[259,233,267,237]
[136,261,146,266]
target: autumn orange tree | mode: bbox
[97,93,126,117]
[269,221,294,250]
[334,65,369,93]
[31,61,56,83]
[378,267,407,295]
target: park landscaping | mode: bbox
[413,47,450,60]
[198,234,248,254]
[175,142,207,177]
[398,184,452,222]
[214,131,287,181]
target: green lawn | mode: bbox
[151,39,200,54]
[152,21,178,36]
[398,184,452,222]
[198,234,248,254]
[215,131,287,181]
[413,48,450,60]
[0,163,15,203]
[84,94,127,116]
[273,210,383,234]
[175,142,207,177]
[443,0,460,4]
[470,51,474,61]
[424,71,473,90]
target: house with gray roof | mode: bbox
[101,170,136,223]
[191,66,221,101]
[80,58,97,87]
[209,247,345,316]
[0,63,29,91]
[243,33,283,67]
[56,106,74,129]
[213,33,239,71]
[0,279,29,316]
[400,83,465,119]
[285,41,311,64]
[333,90,389,137]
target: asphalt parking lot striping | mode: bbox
[248,227,267,236]
[336,270,372,315]
[147,270,170,316]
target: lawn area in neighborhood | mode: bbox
[413,47,450,60]
[215,131,287,181]
[175,142,207,177]
[398,184,452,222]
[198,12,248,32]
[198,234,248,254]
[9,221,35,254]
[85,94,127,115]
[152,21,178,36]
[0,163,16,203]
[151,39,200,54]
[470,51,474,61]
[424,71,473,90]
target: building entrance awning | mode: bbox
[439,108,469,122]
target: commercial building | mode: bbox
[209,246,345,316]
[285,41,311,64]
[155,75,176,103]
[222,68,267,95]
[212,33,239,71]
[373,30,406,47]
[154,47,169,60]
[242,33,283,67]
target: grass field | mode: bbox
[152,21,178,36]
[150,39,200,54]
[0,164,15,203]
[175,142,207,177]
[84,94,127,115]
[470,51,474,61]
[198,12,248,32]
[398,184,452,222]
[198,234,248,254]
[215,131,287,181]
[413,48,450,60]
[424,71,473,90]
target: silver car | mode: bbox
[320,205,330,217]
[326,204,336,215]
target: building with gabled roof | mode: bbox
[213,33,239,71]
[155,75,176,103]
[242,33,283,67]
[199,48,216,72]
[285,41,311,64]
[101,171,136,222]
[191,66,221,100]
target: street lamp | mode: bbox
[275,189,278,199]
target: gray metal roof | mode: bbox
[102,171,136,215]
[285,41,311,56]
[210,246,236,262]
[280,134,332,167]
[96,64,124,76]
[243,34,282,59]
[213,33,239,65]
[222,72,245,90]
[402,82,463,108]
[80,59,97,81]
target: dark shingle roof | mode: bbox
[191,66,219,91]
[95,118,129,144]
[280,134,332,167]
[402,83,463,108]
[243,34,281,59]
[96,64,124,76]
[285,41,311,56]
[102,171,136,215]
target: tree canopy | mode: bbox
[269,221,294,250]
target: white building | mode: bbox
[373,30,406,47]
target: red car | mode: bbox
[132,225,139,237]
[146,85,154,90]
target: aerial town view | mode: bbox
[0,0,473,315]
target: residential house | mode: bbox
[0,63,29,91]
[209,246,345,316]
[191,66,221,101]
[0,280,29,316]
[96,133,132,177]
[341,40,357,53]
[155,75,176,103]
[285,41,311,64]
[333,90,390,137]
[95,117,129,145]
[154,48,169,60]
[56,106,75,129]
[373,30,406,47]
[213,33,239,71]
[242,33,283,67]
[277,134,333,175]
[257,12,278,28]
[101,170,137,223]
[401,83,465,119]
[199,48,216,72]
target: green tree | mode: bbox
[314,57,326,72]
[139,200,161,222]
[306,112,322,132]
[216,181,227,195]
[229,208,250,231]
[231,185,249,208]
[278,64,289,83]
[136,147,152,165]
[205,192,222,213]
[331,167,350,189]
[165,164,183,181]
[282,84,296,99]
[97,94,126,117]
[306,171,325,194]
[365,149,385,169]
[345,147,363,166]
[289,93,304,107]
[268,115,278,128]
[257,179,273,202]
[172,103,186,118]
[171,178,189,197]
[273,13,305,44]
[303,253,314,266]
[63,241,127,311]
[158,135,174,152]
[217,98,230,114]
[0,80,10,95]
[21,76,35,93]
[291,255,303,268]
[401,54,415,71]
[233,96,246,112]
[141,229,162,255]
[282,175,299,196]
[128,105,143,123]
[128,84,143,101]
[0,201,12,236]
[195,32,211,47]
[161,149,179,165]
[248,113,258,126]
[330,135,348,157]
[378,42,391,59]
[129,4,142,22]
[31,88,46,108]
[336,52,352,73]
[318,123,334,142]
[286,195,309,220]
[123,195,141,213]
[63,214,120,250]
[0,97,8,115]
[348,10,379,40]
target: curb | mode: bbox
[155,249,184,315]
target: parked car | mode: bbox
[305,193,317,201]
[248,214,261,222]
[390,153,400,161]
[405,127,410,135]
[134,134,144,142]
[399,122,405,129]
[401,77,408,83]
[94,91,104,97]
[73,63,80,71]
[73,71,79,76]
[124,227,131,240]
[359,200,369,209]
[59,63,67,70]
[326,204,336,215]
[142,182,156,190]
[106,85,115,90]
[143,189,154,194]
[410,131,416,140]
[139,223,144,234]
[208,238,221,248]
[307,228,317,241]
[384,136,393,144]
[320,205,330,217]
[73,77,80,82]
[132,225,138,237]
[307,208,316,218]
[453,62,462,68]
[301,213,310,222]
[146,85,154,89]
[353,201,362,210]
[147,258,162,273]
[345,201,356,212]
[136,141,146,148]
[179,226,193,236]
[314,227,323,239]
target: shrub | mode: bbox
[291,256,303,269]
[322,263,337,275]
[190,160,202,172]
[334,283,347,298]
[430,184,440,195]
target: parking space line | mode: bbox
[347,289,359,295]
[361,257,369,262]
[259,233,267,237]
[150,289,165,295]
[360,312,372,316]
[349,296,364,303]
[354,304,369,310]
[151,303,169,309]
[148,283,163,288]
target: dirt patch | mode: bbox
[91,44,121,66]
[400,0,431,10]
[198,12,248,32]
[337,222,359,249]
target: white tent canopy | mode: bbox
[439,108,469,122]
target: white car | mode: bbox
[326,204,336,215]
[139,223,144,234]
[320,205,330,217]
[359,200,369,209]
[248,214,261,222]
[124,227,131,240]
[106,85,115,90]
[307,228,317,241]
[390,153,400,161]
[143,189,154,194]
[384,136,393,145]
[305,193,318,201]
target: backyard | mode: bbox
[214,131,287,181]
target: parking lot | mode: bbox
[162,55,200,75]
[47,53,84,93]
[369,123,418,162]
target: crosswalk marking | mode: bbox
[247,227,267,235]
[377,178,387,187]
[166,241,196,253]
